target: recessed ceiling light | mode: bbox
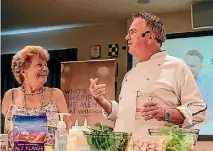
[137,0,150,4]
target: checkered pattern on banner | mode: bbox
[108,44,119,57]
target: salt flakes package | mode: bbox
[13,115,48,151]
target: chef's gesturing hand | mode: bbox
[89,78,112,114]
[89,78,106,102]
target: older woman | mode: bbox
[1,46,72,149]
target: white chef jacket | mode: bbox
[103,51,207,136]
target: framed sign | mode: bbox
[108,44,119,58]
[90,45,101,59]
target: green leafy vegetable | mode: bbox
[84,124,129,151]
[158,126,194,151]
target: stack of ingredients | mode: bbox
[131,136,165,151]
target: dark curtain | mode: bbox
[1,53,19,97]
[46,48,78,88]
[1,48,78,99]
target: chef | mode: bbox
[89,12,207,136]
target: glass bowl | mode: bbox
[148,127,199,145]
[148,127,199,151]
[83,131,132,151]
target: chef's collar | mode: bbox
[138,50,167,62]
[150,50,167,60]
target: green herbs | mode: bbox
[85,124,129,151]
[158,126,194,151]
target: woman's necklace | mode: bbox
[21,85,43,96]
[21,86,45,115]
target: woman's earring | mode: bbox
[147,40,151,44]
[25,72,28,80]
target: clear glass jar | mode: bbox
[148,127,199,144]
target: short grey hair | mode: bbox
[132,12,166,45]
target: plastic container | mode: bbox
[55,113,70,151]
[130,136,166,151]
[81,119,90,132]
[0,134,8,151]
[44,146,53,151]
[67,120,88,151]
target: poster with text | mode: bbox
[61,59,116,128]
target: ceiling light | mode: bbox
[137,0,150,4]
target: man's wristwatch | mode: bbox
[164,109,171,121]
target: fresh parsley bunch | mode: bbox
[85,124,129,151]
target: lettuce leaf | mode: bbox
[158,126,194,151]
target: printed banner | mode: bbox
[61,59,116,128]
